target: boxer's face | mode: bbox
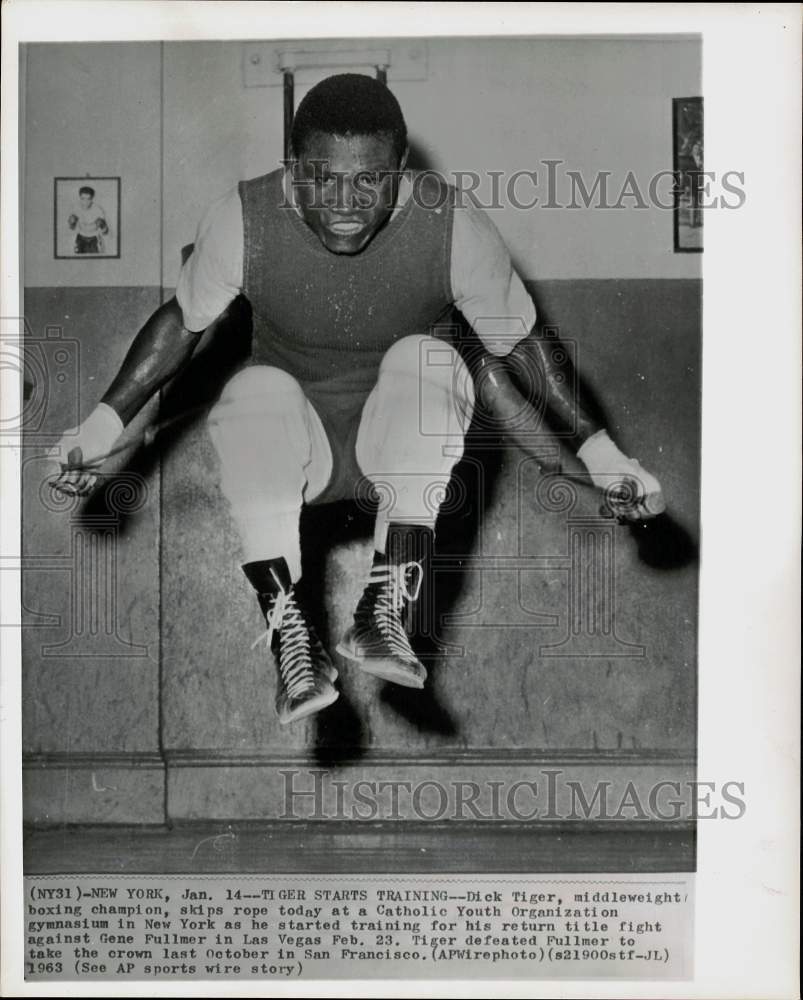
[79,193,93,209]
[292,131,407,255]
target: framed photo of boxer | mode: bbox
[673,96,704,252]
[53,175,120,259]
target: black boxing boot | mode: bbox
[243,558,338,725]
[336,523,433,689]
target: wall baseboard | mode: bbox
[22,749,695,825]
[164,749,695,823]
[23,753,165,824]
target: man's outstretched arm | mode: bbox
[101,296,201,424]
[450,197,664,520]
[506,329,602,449]
[477,331,665,521]
[50,297,203,495]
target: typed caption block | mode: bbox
[24,874,693,981]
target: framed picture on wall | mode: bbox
[673,97,703,252]
[53,175,120,259]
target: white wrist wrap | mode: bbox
[77,403,124,464]
[576,429,626,475]
[577,429,666,516]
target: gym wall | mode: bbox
[22,38,701,823]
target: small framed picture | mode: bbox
[672,98,703,252]
[54,176,120,259]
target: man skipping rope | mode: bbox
[51,74,665,725]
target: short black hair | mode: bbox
[291,73,407,162]
[79,186,95,198]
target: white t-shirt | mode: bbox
[177,171,536,357]
[75,202,106,237]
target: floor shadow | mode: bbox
[79,443,163,532]
[309,692,370,767]
[298,500,375,645]
[300,501,373,765]
[378,682,459,737]
[428,435,499,650]
[625,511,698,570]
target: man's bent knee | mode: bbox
[379,335,475,409]
[208,365,305,425]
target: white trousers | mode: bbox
[207,335,476,581]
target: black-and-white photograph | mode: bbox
[2,3,799,996]
[54,176,120,259]
[25,32,701,873]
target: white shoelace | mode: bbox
[251,584,315,699]
[369,560,423,661]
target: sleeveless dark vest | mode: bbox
[238,168,456,503]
